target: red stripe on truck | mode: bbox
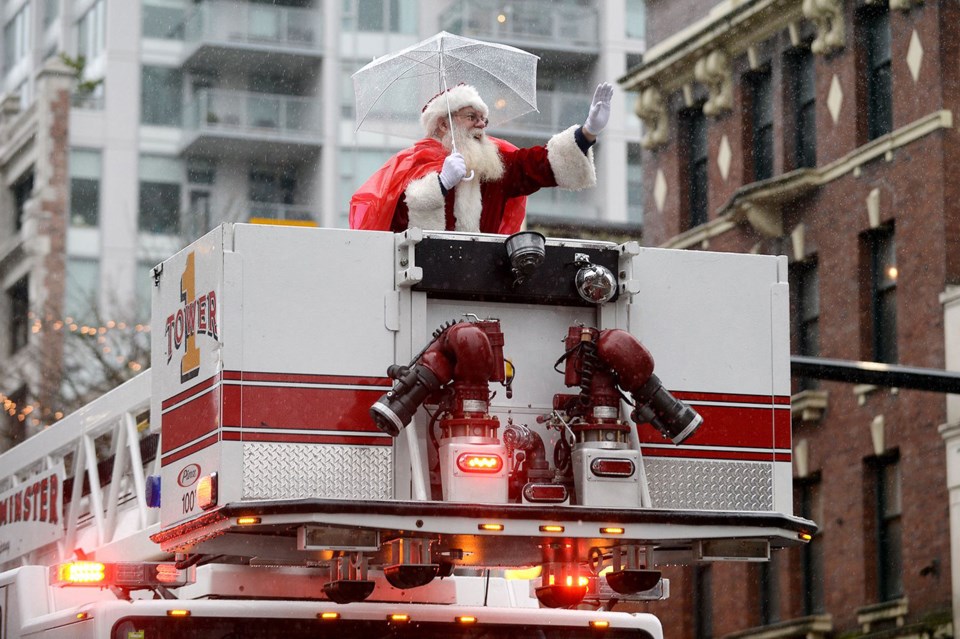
[220,385,384,432]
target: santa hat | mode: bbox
[420,84,488,133]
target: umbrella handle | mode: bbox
[439,46,473,183]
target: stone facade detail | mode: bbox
[803,0,846,55]
[636,86,669,149]
[694,49,733,116]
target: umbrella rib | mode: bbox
[354,33,539,133]
[355,58,443,128]
[439,56,537,108]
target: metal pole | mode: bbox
[791,355,960,394]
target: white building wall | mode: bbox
[97,0,142,313]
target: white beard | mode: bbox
[442,126,505,182]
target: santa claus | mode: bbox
[349,82,613,234]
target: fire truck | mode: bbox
[0,224,814,638]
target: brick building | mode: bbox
[0,60,73,448]
[621,1,956,638]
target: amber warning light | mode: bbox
[456,453,503,473]
[52,562,192,589]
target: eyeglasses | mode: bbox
[454,111,488,126]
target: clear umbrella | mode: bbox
[352,31,539,146]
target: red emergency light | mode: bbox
[52,561,191,589]
[522,483,568,503]
[590,458,635,478]
[456,453,503,473]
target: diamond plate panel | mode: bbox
[242,443,392,500]
[645,458,773,511]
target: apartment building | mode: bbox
[0,0,645,444]
[621,0,956,637]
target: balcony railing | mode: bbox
[439,0,598,49]
[185,89,321,138]
[183,1,321,51]
[492,90,590,136]
[248,201,315,223]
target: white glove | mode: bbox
[439,152,467,190]
[583,82,614,136]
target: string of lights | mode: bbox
[2,312,151,429]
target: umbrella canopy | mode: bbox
[352,31,539,139]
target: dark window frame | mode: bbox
[70,176,100,227]
[138,181,182,235]
[861,5,892,140]
[693,564,712,639]
[748,67,774,181]
[7,276,29,353]
[682,106,708,229]
[12,170,34,232]
[868,225,897,363]
[794,258,820,390]
[788,47,816,168]
[140,65,183,127]
[758,554,780,626]
[866,451,902,602]
[796,474,825,615]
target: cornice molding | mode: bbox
[660,110,953,249]
[620,0,804,96]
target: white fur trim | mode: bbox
[405,173,446,230]
[453,178,482,232]
[546,125,596,191]
[421,85,488,134]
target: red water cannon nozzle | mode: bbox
[371,320,504,437]
[560,326,703,445]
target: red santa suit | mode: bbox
[349,85,597,234]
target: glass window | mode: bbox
[12,169,34,232]
[43,0,59,28]
[143,0,187,40]
[249,164,296,205]
[870,454,902,601]
[625,0,645,40]
[185,189,211,238]
[187,157,216,185]
[139,155,182,235]
[796,477,825,614]
[344,0,416,34]
[758,553,780,625]
[861,5,892,140]
[339,148,397,226]
[141,66,183,126]
[70,149,102,227]
[683,107,708,229]
[868,226,897,363]
[77,0,106,61]
[693,565,712,639]
[111,616,643,639]
[793,259,819,390]
[65,258,100,322]
[790,48,816,168]
[749,68,773,181]
[3,3,32,75]
[7,276,29,353]
[357,0,384,30]
[627,143,643,224]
